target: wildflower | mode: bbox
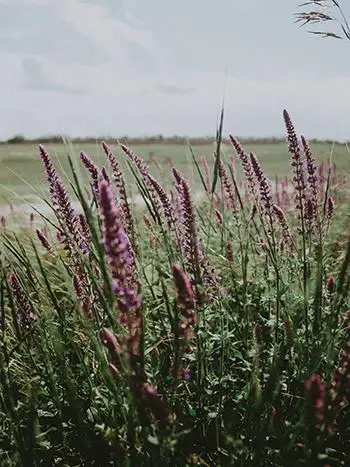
[99,181,142,368]
[38,145,84,254]
[305,374,325,427]
[9,273,35,329]
[82,296,93,321]
[80,151,100,196]
[98,181,140,316]
[327,195,335,220]
[147,173,176,228]
[73,273,84,299]
[305,198,316,229]
[172,168,204,274]
[36,228,52,252]
[283,110,307,220]
[327,275,336,294]
[120,143,162,216]
[218,159,237,214]
[172,264,195,318]
[100,327,122,356]
[225,241,234,261]
[101,141,136,250]
[53,179,83,252]
[273,204,293,249]
[142,383,169,426]
[215,209,223,225]
[39,144,59,203]
[250,152,273,216]
[183,368,192,381]
[328,341,350,427]
[301,135,319,223]
[100,166,110,184]
[229,135,257,199]
[172,265,196,378]
[78,214,91,252]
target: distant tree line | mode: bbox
[2,133,348,146]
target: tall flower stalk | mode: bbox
[101,142,136,251]
[80,151,100,197]
[172,168,203,286]
[98,181,142,368]
[39,145,86,255]
[9,273,35,330]
[283,109,309,344]
[171,264,196,380]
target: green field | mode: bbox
[1,127,350,464]
[1,140,349,206]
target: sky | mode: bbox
[0,0,350,140]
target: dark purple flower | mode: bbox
[250,152,273,217]
[229,135,257,200]
[9,273,35,330]
[305,374,325,427]
[100,166,110,184]
[36,228,52,252]
[142,383,169,426]
[120,143,163,218]
[273,204,293,249]
[80,151,100,196]
[100,327,122,355]
[172,265,196,378]
[327,275,336,294]
[53,179,83,252]
[172,168,204,272]
[39,144,59,204]
[327,195,335,220]
[218,159,237,214]
[329,341,350,425]
[147,173,176,228]
[283,110,307,222]
[101,142,136,250]
[183,368,192,381]
[98,181,140,316]
[301,135,319,224]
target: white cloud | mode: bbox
[0,0,349,140]
[0,0,49,4]
[54,0,159,56]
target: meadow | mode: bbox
[1,138,349,206]
[0,110,350,466]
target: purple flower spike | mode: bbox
[101,142,136,249]
[218,159,237,214]
[9,273,36,330]
[36,228,52,252]
[171,264,196,379]
[98,181,141,317]
[327,195,335,220]
[283,110,307,219]
[39,145,59,204]
[80,151,100,196]
[229,135,257,199]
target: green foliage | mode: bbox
[0,114,350,466]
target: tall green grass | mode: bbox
[0,110,350,466]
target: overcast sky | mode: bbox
[1,0,350,140]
